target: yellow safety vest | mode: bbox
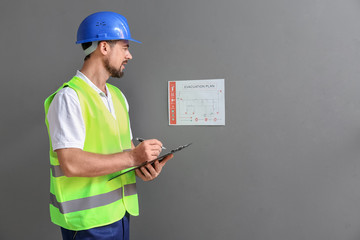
[44,76,139,231]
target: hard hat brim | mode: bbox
[76,38,141,44]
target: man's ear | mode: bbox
[98,41,110,56]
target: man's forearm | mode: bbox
[56,148,135,177]
[56,139,163,177]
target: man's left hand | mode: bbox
[135,154,174,181]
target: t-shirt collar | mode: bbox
[75,70,111,98]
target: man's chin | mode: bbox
[111,71,124,79]
[103,58,125,79]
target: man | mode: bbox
[44,11,173,240]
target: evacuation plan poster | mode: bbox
[168,79,225,126]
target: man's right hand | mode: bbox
[130,139,163,166]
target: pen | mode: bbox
[136,137,166,150]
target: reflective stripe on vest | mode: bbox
[50,183,137,214]
[50,165,64,178]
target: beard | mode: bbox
[103,58,124,78]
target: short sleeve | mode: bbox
[47,87,86,151]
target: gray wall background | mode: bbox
[2,0,360,239]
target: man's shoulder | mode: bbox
[45,80,78,111]
[51,86,80,106]
[56,86,78,98]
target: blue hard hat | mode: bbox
[76,11,141,44]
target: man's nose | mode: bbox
[126,51,133,60]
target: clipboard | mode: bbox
[108,143,192,181]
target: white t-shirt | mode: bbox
[47,70,133,151]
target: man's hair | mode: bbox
[81,40,119,61]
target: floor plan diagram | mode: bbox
[168,79,225,125]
